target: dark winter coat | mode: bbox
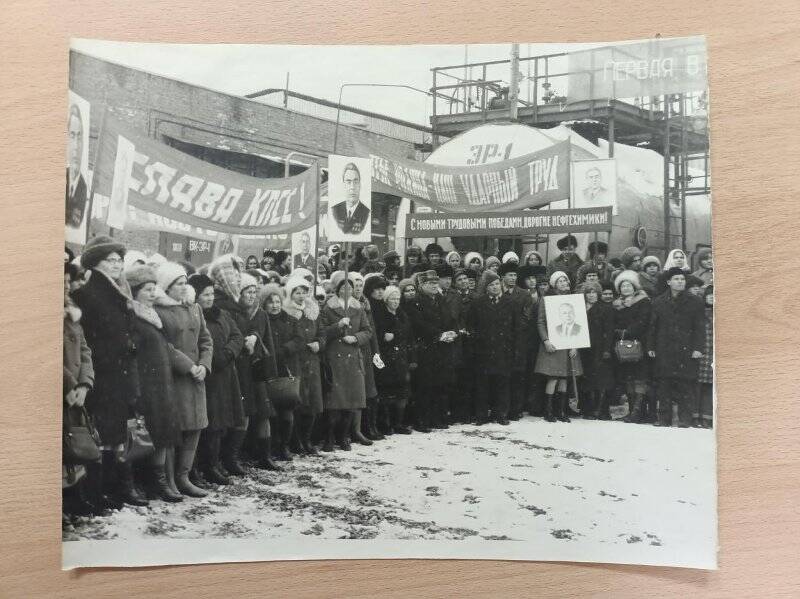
[454,289,476,366]
[154,293,213,431]
[466,293,516,375]
[547,253,584,286]
[502,285,535,371]
[203,305,245,430]
[373,304,414,392]
[406,291,459,387]
[358,296,379,398]
[638,272,660,297]
[215,290,272,418]
[284,299,325,415]
[262,310,304,412]
[612,290,652,381]
[63,302,94,398]
[647,290,705,381]
[71,270,139,446]
[440,287,465,365]
[534,289,583,377]
[320,295,372,410]
[581,301,615,391]
[130,304,192,447]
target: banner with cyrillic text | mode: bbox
[92,115,318,235]
[405,207,612,238]
[370,140,570,212]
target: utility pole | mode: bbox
[509,43,520,121]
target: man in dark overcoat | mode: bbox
[452,268,476,423]
[647,267,706,427]
[498,262,533,420]
[406,270,458,431]
[547,234,584,286]
[466,270,517,425]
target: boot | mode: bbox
[352,410,373,446]
[189,466,210,490]
[624,394,644,423]
[338,412,352,451]
[557,392,571,423]
[153,465,183,503]
[222,429,247,476]
[594,392,611,420]
[322,413,337,452]
[98,452,125,511]
[544,394,556,423]
[165,448,181,496]
[275,418,294,461]
[116,461,149,507]
[203,431,231,485]
[255,437,283,471]
[175,445,209,498]
[366,400,385,440]
[302,415,319,455]
[582,392,597,420]
[393,404,412,434]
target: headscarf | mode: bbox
[663,249,691,272]
[209,253,242,302]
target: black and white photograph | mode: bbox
[572,159,618,215]
[326,155,372,243]
[61,36,715,571]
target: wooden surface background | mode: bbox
[1,1,799,596]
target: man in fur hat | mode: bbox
[406,269,459,431]
[647,267,706,427]
[547,234,584,286]
[499,261,535,420]
[465,270,516,425]
[577,240,612,285]
[424,243,444,267]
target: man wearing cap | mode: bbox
[406,269,459,431]
[647,267,706,427]
[547,234,584,287]
[466,270,516,425]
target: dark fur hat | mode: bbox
[556,234,579,250]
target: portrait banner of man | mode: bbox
[291,225,317,272]
[326,155,372,243]
[571,158,618,215]
[65,90,91,244]
[544,293,591,350]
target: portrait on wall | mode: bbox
[572,158,617,215]
[326,155,371,243]
[291,225,317,272]
[544,293,591,350]
[65,90,91,244]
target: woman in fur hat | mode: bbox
[523,250,544,267]
[320,271,373,451]
[374,285,414,435]
[71,236,142,510]
[126,265,191,503]
[445,250,462,270]
[501,251,519,264]
[261,285,304,461]
[153,262,212,498]
[403,245,425,278]
[464,251,484,275]
[534,271,583,423]
[188,273,245,484]
[580,281,615,419]
[360,244,384,275]
[283,277,325,453]
[212,265,280,471]
[484,255,501,274]
[613,269,653,423]
[638,256,661,297]
[349,272,380,444]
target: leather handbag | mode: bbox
[262,317,301,411]
[614,339,643,363]
[124,415,155,462]
[63,405,101,465]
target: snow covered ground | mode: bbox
[63,418,717,569]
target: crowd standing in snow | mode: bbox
[62,234,714,518]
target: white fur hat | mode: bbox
[156,262,187,292]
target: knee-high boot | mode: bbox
[366,398,384,440]
[203,430,231,485]
[303,414,318,454]
[322,411,337,452]
[175,431,208,498]
[352,410,373,446]
[222,428,247,475]
[624,393,644,423]
[393,402,412,434]
[275,413,294,461]
[116,459,149,506]
[543,393,556,423]
[338,411,353,451]
[557,392,571,423]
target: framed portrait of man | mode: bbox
[65,90,91,244]
[291,225,317,272]
[544,293,591,350]
[572,158,617,215]
[326,155,371,243]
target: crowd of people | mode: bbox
[62,233,714,519]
